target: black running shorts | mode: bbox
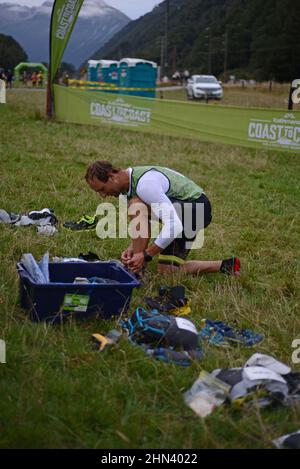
[158,193,212,266]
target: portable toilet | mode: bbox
[98,60,119,85]
[88,60,101,82]
[118,58,157,98]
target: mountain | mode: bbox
[0,33,28,70]
[91,0,300,82]
[0,3,34,26]
[0,0,130,68]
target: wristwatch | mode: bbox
[143,251,153,262]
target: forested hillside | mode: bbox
[90,0,300,81]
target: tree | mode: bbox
[59,62,76,76]
[0,34,27,71]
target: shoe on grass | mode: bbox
[220,257,241,276]
[199,319,264,347]
[63,215,98,231]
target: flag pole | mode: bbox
[46,0,56,119]
[46,73,53,118]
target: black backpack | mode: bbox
[121,307,199,351]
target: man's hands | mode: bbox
[121,247,146,273]
[127,252,145,273]
[121,243,161,273]
[121,246,134,265]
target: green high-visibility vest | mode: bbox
[128,166,203,201]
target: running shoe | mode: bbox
[199,319,264,347]
[220,257,241,276]
[63,215,98,231]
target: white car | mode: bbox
[186,74,223,100]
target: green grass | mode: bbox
[161,83,300,110]
[0,89,299,449]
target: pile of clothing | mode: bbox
[0,208,57,236]
[212,353,300,408]
[18,252,115,286]
[184,353,300,417]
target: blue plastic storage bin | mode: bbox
[118,58,157,98]
[17,261,140,323]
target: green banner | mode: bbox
[50,0,84,81]
[54,85,300,152]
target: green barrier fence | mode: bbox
[54,85,300,152]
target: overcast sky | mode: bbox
[0,0,164,20]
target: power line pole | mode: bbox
[160,36,165,80]
[165,0,170,78]
[206,27,212,74]
[223,28,228,81]
[172,45,177,75]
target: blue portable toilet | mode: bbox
[98,60,119,86]
[87,60,101,82]
[118,58,157,98]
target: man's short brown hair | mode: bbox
[85,161,120,183]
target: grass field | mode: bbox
[162,82,300,109]
[0,89,299,449]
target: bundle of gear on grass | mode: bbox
[273,429,300,449]
[121,306,203,366]
[184,353,300,418]
[144,284,191,316]
[0,207,58,236]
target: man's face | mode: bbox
[88,174,121,198]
